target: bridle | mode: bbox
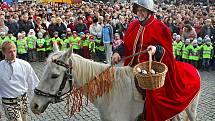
[34,59,73,103]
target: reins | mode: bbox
[112,49,148,66]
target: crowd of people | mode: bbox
[0,1,214,69]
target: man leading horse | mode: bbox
[0,41,39,121]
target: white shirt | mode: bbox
[89,23,102,38]
[0,58,39,98]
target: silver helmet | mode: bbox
[132,0,156,14]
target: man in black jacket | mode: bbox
[48,17,58,38]
[18,14,34,34]
[200,19,215,42]
[74,17,88,33]
[5,15,19,36]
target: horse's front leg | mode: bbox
[169,110,187,121]
[170,115,183,121]
[185,92,200,121]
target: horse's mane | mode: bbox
[47,52,134,92]
[71,54,110,84]
[47,52,134,114]
[70,54,134,99]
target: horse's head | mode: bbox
[30,48,74,114]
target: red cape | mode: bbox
[124,16,200,121]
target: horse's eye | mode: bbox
[51,74,59,79]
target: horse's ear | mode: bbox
[63,47,73,61]
[67,47,73,57]
[69,58,72,66]
[53,42,59,52]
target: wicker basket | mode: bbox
[133,50,168,90]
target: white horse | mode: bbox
[30,48,200,121]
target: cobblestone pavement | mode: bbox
[1,62,215,121]
[197,70,215,121]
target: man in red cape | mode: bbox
[112,0,200,121]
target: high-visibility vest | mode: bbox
[71,36,81,50]
[175,41,184,56]
[82,39,90,47]
[173,41,177,57]
[61,39,70,51]
[89,41,96,53]
[51,37,62,43]
[202,44,213,59]
[51,37,63,50]
[45,38,53,51]
[27,36,37,49]
[95,39,104,52]
[37,39,46,51]
[4,36,17,43]
[182,44,192,59]
[17,40,27,54]
[10,36,17,43]
[190,46,201,61]
[0,38,5,51]
[197,44,203,59]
